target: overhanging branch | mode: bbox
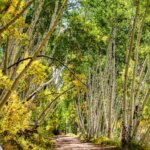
[8,55,87,87]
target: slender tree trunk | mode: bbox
[132,89,150,139]
[122,1,140,147]
[108,28,116,138]
[129,2,149,140]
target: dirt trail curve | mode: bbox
[53,135,117,150]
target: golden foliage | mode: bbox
[17,60,47,88]
[72,74,87,91]
[0,92,31,141]
[28,61,47,84]
[0,69,11,90]
[102,35,108,44]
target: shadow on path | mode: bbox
[53,135,117,150]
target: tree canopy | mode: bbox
[0,0,150,149]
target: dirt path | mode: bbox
[53,135,117,150]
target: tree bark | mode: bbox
[122,0,140,147]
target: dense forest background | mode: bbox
[0,0,150,149]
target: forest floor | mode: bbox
[53,135,117,150]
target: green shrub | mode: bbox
[91,137,120,147]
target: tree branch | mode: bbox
[8,55,87,87]
[34,86,74,127]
